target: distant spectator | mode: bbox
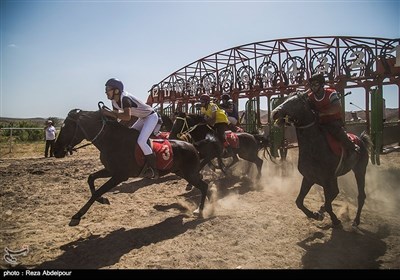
[350,111,362,122]
[44,120,56,157]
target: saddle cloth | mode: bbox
[224,131,239,149]
[152,131,170,140]
[135,139,173,170]
[326,132,360,157]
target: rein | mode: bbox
[296,119,316,129]
[290,92,317,130]
[175,116,210,139]
[66,113,106,153]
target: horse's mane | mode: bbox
[68,109,132,132]
[175,112,206,125]
[288,89,308,98]
[186,113,206,124]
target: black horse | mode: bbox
[272,92,372,227]
[169,112,263,179]
[54,109,209,226]
[159,114,174,132]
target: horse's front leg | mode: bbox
[296,177,323,221]
[88,168,112,204]
[254,156,263,180]
[185,174,208,218]
[70,175,124,226]
[225,152,239,168]
[323,180,341,227]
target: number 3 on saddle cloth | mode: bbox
[325,132,361,157]
[135,139,174,170]
[223,131,240,149]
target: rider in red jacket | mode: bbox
[307,73,360,158]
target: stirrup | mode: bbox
[139,163,155,179]
[150,167,159,180]
[138,164,149,178]
[140,167,159,179]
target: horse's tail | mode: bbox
[253,134,276,163]
[360,131,373,155]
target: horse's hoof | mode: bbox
[313,211,325,221]
[332,220,342,228]
[185,184,193,191]
[69,218,81,227]
[97,197,110,205]
[193,207,200,215]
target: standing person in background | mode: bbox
[44,120,56,158]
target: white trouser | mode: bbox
[152,114,163,136]
[131,112,158,155]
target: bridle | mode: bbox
[64,111,106,154]
[277,92,317,130]
[174,115,209,140]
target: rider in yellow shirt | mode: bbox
[199,94,229,149]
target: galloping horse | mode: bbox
[272,92,372,227]
[159,114,174,132]
[54,108,209,226]
[169,112,263,179]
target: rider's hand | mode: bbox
[101,108,116,118]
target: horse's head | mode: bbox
[53,109,85,158]
[271,91,315,128]
[160,114,174,132]
[54,109,104,158]
[169,112,189,139]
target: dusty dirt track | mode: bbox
[1,146,400,269]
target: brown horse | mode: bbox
[272,92,372,227]
[54,108,209,226]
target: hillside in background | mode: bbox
[0,109,398,127]
[0,117,63,127]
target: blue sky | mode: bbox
[1,0,399,119]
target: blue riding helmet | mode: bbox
[105,78,124,93]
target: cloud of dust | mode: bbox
[201,182,244,218]
[201,149,306,217]
[340,162,400,214]
[201,150,400,219]
[258,149,304,197]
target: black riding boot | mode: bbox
[144,154,159,179]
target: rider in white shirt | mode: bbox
[101,78,159,179]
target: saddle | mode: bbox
[134,139,174,171]
[228,123,244,133]
[223,130,239,149]
[152,131,170,140]
[325,132,360,157]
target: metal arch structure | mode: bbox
[147,36,400,126]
